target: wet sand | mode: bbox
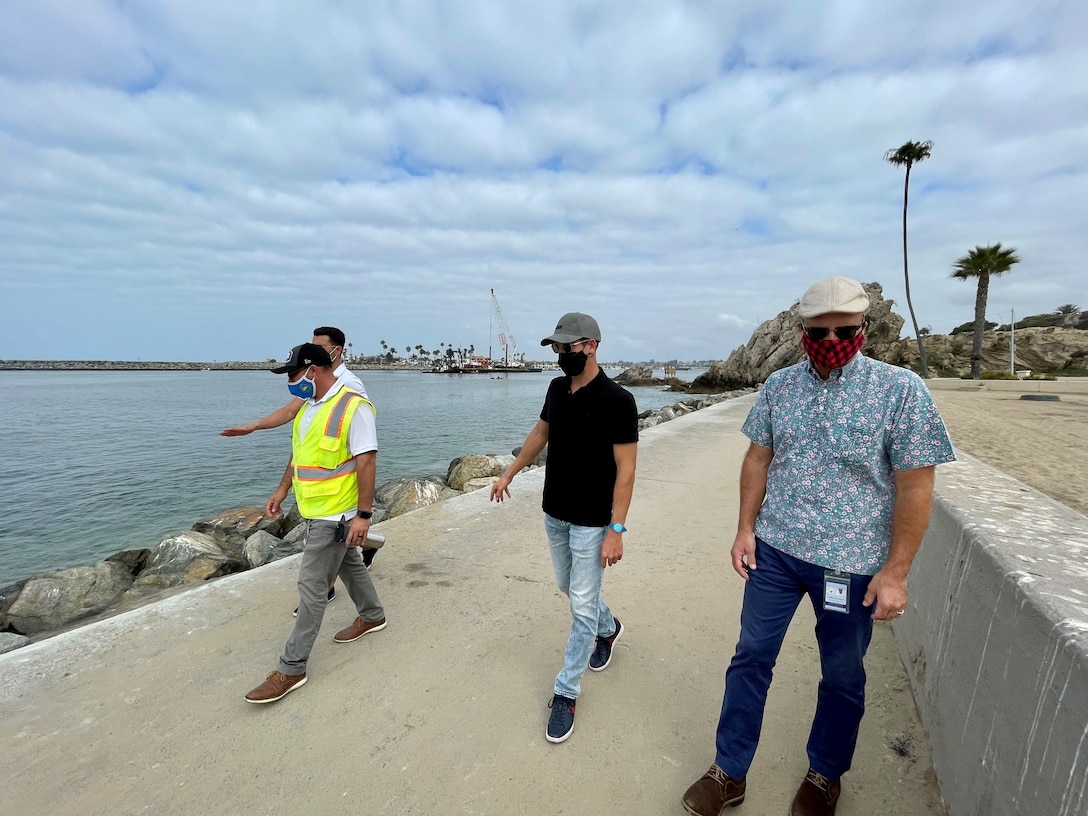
[929,385,1088,517]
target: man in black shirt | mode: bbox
[490,312,638,744]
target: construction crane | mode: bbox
[490,288,521,367]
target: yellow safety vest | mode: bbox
[291,387,376,518]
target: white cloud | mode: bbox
[1,1,1086,363]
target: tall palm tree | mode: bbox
[884,140,934,378]
[1054,304,1081,326]
[951,243,1021,379]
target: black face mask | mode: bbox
[558,350,588,377]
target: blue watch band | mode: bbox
[610,522,627,533]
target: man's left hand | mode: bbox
[345,515,371,547]
[862,569,908,621]
[601,531,623,568]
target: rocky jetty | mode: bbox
[0,359,274,371]
[691,282,904,391]
[688,284,1088,390]
[0,390,750,649]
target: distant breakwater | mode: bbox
[0,360,418,372]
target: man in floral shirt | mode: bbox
[682,277,955,816]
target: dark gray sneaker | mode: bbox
[589,618,623,671]
[546,694,576,743]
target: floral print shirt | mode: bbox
[742,354,956,575]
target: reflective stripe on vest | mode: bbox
[291,387,376,517]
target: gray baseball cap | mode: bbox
[540,312,602,345]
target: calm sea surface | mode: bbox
[0,368,705,587]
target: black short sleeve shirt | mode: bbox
[539,369,639,526]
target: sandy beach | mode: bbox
[928,381,1088,517]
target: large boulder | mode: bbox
[0,560,140,635]
[446,454,515,491]
[693,282,903,390]
[0,632,29,654]
[512,444,548,466]
[121,530,245,600]
[243,530,299,569]
[378,476,460,519]
[191,506,293,559]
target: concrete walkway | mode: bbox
[0,396,946,816]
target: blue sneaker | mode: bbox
[546,694,576,743]
[589,618,623,671]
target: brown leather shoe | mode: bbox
[244,671,307,704]
[790,768,841,816]
[682,764,746,815]
[333,616,388,643]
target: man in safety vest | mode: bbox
[220,326,379,580]
[245,342,387,704]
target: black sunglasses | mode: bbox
[550,339,591,354]
[801,319,868,341]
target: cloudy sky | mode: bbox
[1,1,1085,363]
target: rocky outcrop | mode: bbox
[693,282,903,391]
[612,366,688,388]
[892,327,1088,377]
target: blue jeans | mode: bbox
[544,514,617,699]
[715,539,874,780]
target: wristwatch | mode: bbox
[610,522,627,534]
[357,509,373,520]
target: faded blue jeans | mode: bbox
[544,514,617,700]
[714,538,874,781]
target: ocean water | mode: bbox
[0,368,704,587]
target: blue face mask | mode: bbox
[287,368,316,399]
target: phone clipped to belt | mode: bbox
[334,515,348,543]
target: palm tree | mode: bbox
[884,140,934,378]
[951,243,1021,379]
[1054,304,1081,326]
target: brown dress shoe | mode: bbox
[244,671,307,704]
[790,769,841,816]
[682,764,746,815]
[333,616,388,643]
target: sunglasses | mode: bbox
[550,339,591,354]
[801,320,867,341]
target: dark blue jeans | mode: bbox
[714,538,874,781]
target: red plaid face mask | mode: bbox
[801,331,865,370]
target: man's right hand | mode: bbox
[731,530,757,580]
[266,489,288,517]
[220,425,255,437]
[489,473,513,502]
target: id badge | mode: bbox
[823,571,850,614]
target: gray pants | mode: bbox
[277,518,385,675]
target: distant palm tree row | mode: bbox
[357,340,479,367]
[885,139,1028,380]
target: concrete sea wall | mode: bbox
[895,454,1088,816]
